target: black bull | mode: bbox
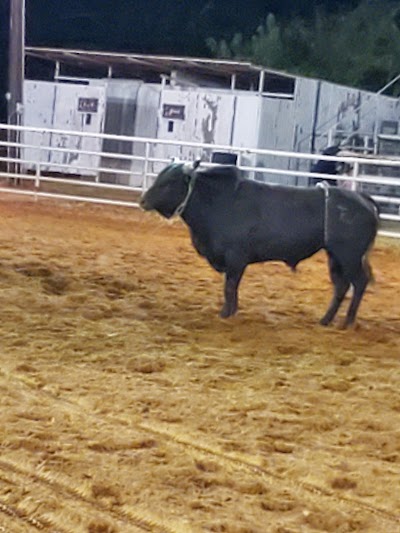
[140,161,379,328]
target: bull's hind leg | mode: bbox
[342,262,370,328]
[320,254,350,326]
[220,267,245,318]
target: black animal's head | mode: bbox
[140,159,200,218]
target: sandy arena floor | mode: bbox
[0,194,399,533]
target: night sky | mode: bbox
[24,0,359,53]
[1,0,360,120]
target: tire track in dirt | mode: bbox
[0,458,176,533]
[4,369,400,531]
[0,374,182,533]
[0,499,54,532]
[139,421,400,527]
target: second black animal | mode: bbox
[140,161,379,327]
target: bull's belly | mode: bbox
[248,238,322,265]
[191,230,323,274]
[205,242,322,274]
[250,247,321,270]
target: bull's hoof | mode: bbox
[339,319,357,330]
[319,316,331,326]
[220,306,236,319]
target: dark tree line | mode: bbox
[23,0,359,55]
[207,1,400,94]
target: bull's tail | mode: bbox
[362,249,375,285]
[361,192,380,286]
[361,192,380,224]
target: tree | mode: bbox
[207,0,400,94]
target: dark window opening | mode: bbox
[168,120,174,133]
[263,75,296,96]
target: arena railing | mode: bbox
[0,122,400,239]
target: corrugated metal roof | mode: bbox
[25,46,296,86]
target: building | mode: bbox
[22,47,400,186]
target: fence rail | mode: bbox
[1,122,400,238]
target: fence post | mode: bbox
[143,141,150,193]
[34,159,41,202]
[351,160,359,191]
[236,150,242,169]
[33,132,44,200]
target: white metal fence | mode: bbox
[1,122,400,238]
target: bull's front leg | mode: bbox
[220,267,245,318]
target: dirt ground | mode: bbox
[0,194,399,533]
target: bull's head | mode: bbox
[140,159,201,218]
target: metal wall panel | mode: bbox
[130,84,161,186]
[49,82,106,175]
[230,94,261,174]
[292,78,320,154]
[156,89,202,164]
[291,78,320,183]
[231,94,260,149]
[256,96,296,184]
[313,81,400,151]
[23,80,106,176]
[133,84,160,138]
[156,89,235,160]
[100,80,142,184]
[23,80,54,167]
[22,73,400,188]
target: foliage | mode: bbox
[207,0,400,94]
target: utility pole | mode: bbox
[7,0,25,175]
[8,0,25,123]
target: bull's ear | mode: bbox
[182,159,201,176]
[182,162,192,175]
